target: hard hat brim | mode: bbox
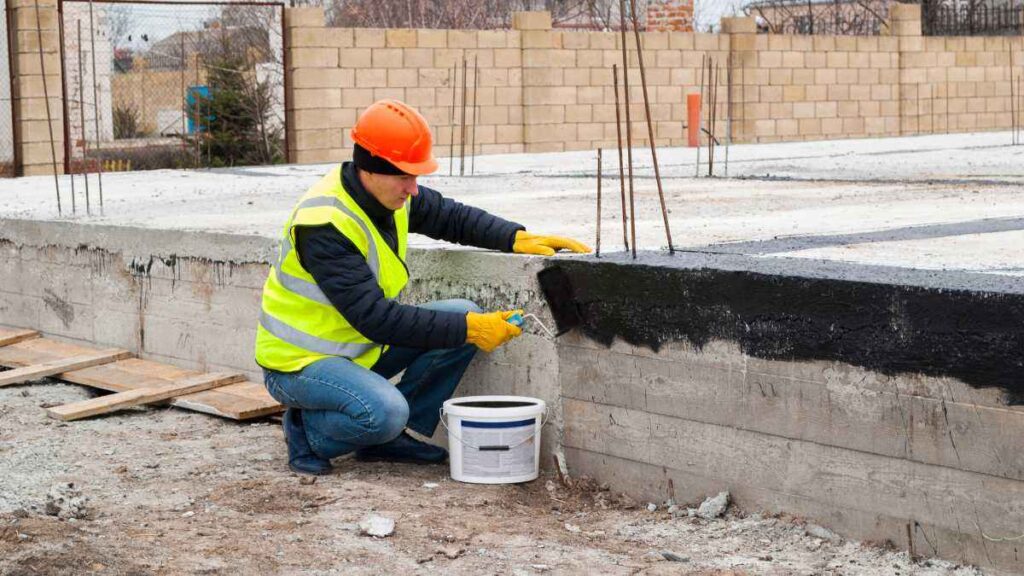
[392,156,438,176]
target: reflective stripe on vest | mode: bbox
[269,194,387,307]
[258,309,374,358]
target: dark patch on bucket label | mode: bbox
[539,260,1024,404]
[42,289,75,329]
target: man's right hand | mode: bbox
[466,310,524,352]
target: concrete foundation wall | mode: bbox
[2,218,1023,572]
[0,219,561,456]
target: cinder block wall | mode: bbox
[8,0,65,176]
[285,5,1024,162]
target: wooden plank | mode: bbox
[46,372,245,421]
[0,328,40,347]
[559,343,1024,482]
[0,349,133,387]
[563,398,1024,573]
[0,337,281,420]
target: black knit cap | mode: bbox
[353,143,408,176]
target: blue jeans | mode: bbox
[263,299,481,460]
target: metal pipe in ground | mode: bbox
[449,65,457,176]
[725,53,732,177]
[471,54,479,176]
[88,0,104,214]
[619,0,636,259]
[34,0,61,215]
[459,57,467,176]
[628,0,672,254]
[596,148,602,258]
[77,20,91,215]
[612,64,628,253]
[696,53,705,178]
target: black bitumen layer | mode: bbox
[539,252,1024,403]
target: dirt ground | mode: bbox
[0,381,986,576]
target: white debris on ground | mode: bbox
[43,483,89,521]
[358,514,395,538]
[0,381,985,574]
[697,490,730,519]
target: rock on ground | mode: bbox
[697,491,730,520]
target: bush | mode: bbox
[112,104,141,139]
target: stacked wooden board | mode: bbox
[0,326,282,421]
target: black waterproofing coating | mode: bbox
[293,162,524,352]
[540,260,1024,404]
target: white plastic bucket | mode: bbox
[440,395,546,484]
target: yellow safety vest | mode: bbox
[254,165,409,372]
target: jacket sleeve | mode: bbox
[410,186,525,252]
[294,224,468,349]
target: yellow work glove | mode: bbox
[466,310,524,353]
[513,231,592,257]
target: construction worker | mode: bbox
[255,100,590,475]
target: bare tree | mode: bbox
[325,0,632,30]
[745,0,891,35]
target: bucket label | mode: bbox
[461,418,536,478]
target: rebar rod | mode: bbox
[696,53,705,178]
[180,33,186,150]
[35,0,61,215]
[612,64,628,252]
[619,0,636,259]
[77,20,90,215]
[88,1,104,214]
[470,54,479,176]
[194,54,201,166]
[596,148,602,258]
[709,60,718,177]
[449,65,456,176]
[459,57,467,176]
[628,0,672,254]
[725,53,732,178]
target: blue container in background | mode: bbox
[186,85,212,134]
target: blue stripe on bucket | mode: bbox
[461,418,535,429]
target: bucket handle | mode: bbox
[438,407,549,452]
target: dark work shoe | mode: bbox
[355,432,448,465]
[283,408,332,476]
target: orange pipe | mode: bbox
[687,93,701,147]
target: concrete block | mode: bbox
[385,29,417,48]
[288,47,338,69]
[372,48,404,68]
[284,7,325,28]
[291,67,355,89]
[291,88,341,110]
[512,11,552,31]
[354,28,385,48]
[720,16,756,34]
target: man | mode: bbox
[256,100,590,475]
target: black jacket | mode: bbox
[293,162,524,350]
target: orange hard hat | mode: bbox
[350,100,437,176]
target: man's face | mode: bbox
[359,170,419,211]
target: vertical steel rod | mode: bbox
[35,0,61,215]
[59,6,74,213]
[725,53,732,178]
[459,57,467,176]
[77,20,90,215]
[596,148,602,258]
[619,0,636,259]
[612,64,628,252]
[696,53,705,178]
[709,60,719,177]
[449,64,456,176]
[88,1,104,214]
[470,54,479,176]
[628,0,672,253]
[180,33,186,150]
[194,54,201,166]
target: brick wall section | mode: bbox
[8,5,1021,172]
[9,0,65,176]
[285,7,1024,163]
[646,0,695,33]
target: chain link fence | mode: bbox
[60,0,285,174]
[1,2,15,177]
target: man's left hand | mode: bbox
[513,231,592,256]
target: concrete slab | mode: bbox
[1,131,1022,278]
